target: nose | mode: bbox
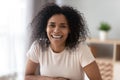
[53,27,60,33]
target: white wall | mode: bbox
[56,0,120,39]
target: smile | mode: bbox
[51,35,63,39]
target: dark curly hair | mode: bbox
[30,3,89,50]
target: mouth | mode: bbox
[51,35,63,39]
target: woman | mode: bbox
[25,3,102,80]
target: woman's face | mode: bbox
[46,14,70,47]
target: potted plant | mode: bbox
[98,22,111,40]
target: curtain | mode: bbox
[0,0,27,80]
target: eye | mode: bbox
[60,25,66,28]
[49,24,55,27]
[60,23,68,28]
[48,24,55,28]
[48,22,55,28]
[60,24,68,28]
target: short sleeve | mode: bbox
[79,43,95,68]
[27,41,40,63]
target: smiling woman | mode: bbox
[25,3,102,80]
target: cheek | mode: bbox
[46,28,49,37]
[46,28,51,38]
[46,27,49,34]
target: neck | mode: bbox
[50,44,65,53]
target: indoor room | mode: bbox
[0,0,120,80]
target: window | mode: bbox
[0,0,27,79]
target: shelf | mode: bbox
[87,38,120,62]
[87,38,120,45]
[88,42,113,58]
[87,38,120,80]
[115,45,120,61]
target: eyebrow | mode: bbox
[48,22,68,25]
[60,23,68,25]
[48,22,55,24]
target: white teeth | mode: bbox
[52,35,62,39]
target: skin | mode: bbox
[46,14,70,53]
[25,14,102,80]
[83,61,102,80]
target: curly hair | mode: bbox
[30,3,89,50]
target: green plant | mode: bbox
[99,22,111,32]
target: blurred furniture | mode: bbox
[87,38,120,80]
[96,58,113,80]
[113,62,120,80]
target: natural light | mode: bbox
[0,0,27,80]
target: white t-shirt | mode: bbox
[27,41,95,80]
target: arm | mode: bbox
[24,59,68,80]
[83,61,102,80]
[25,59,52,80]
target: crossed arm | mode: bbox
[24,59,69,80]
[25,59,102,80]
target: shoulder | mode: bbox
[32,40,39,46]
[28,40,42,55]
[26,40,41,63]
[67,42,89,55]
[76,42,95,67]
[76,41,90,51]
[73,41,93,57]
[30,40,40,49]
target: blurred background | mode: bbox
[0,0,120,80]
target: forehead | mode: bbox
[48,14,68,23]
